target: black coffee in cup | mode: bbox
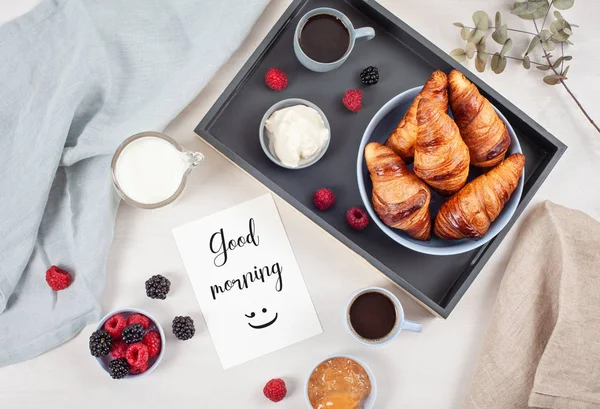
[348,290,398,342]
[299,14,351,63]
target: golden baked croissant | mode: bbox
[365,142,432,240]
[448,70,511,168]
[385,70,448,163]
[414,98,470,196]
[434,153,525,240]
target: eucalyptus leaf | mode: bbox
[526,35,540,55]
[450,48,467,62]
[543,74,564,85]
[500,38,513,57]
[461,26,470,40]
[566,39,574,45]
[536,64,551,71]
[476,35,487,53]
[552,58,562,69]
[491,53,500,71]
[553,0,574,10]
[453,22,464,28]
[495,11,502,27]
[473,10,489,30]
[465,42,476,59]
[550,19,572,41]
[554,10,564,20]
[562,65,570,77]
[563,55,573,61]
[511,0,549,20]
[540,29,556,51]
[475,52,488,72]
[570,24,579,28]
[468,28,485,44]
[522,55,531,69]
[492,24,508,44]
[491,53,507,74]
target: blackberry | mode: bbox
[121,324,145,344]
[89,329,112,357]
[145,274,171,300]
[108,358,130,379]
[360,66,379,85]
[172,316,195,340]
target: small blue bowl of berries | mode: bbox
[90,308,165,380]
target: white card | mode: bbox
[172,194,322,369]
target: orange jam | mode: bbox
[308,357,372,409]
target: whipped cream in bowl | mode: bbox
[260,99,330,169]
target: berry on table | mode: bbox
[313,188,336,211]
[89,329,112,357]
[143,331,162,358]
[172,316,195,341]
[360,66,379,85]
[346,207,369,231]
[145,274,171,300]
[45,266,71,291]
[122,324,145,344]
[110,339,128,359]
[264,67,288,91]
[108,358,130,379]
[104,314,127,338]
[125,343,149,368]
[127,313,151,329]
[263,378,287,402]
[342,89,363,112]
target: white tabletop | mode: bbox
[1,0,599,408]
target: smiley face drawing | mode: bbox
[245,307,278,329]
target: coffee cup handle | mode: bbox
[402,319,423,333]
[355,27,375,43]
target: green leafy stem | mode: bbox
[450,0,599,134]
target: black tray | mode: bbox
[195,0,566,317]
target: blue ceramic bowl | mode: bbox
[357,86,524,256]
[95,308,165,380]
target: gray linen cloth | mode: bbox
[0,0,268,366]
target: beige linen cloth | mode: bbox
[464,201,600,409]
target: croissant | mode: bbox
[448,70,511,168]
[434,153,525,240]
[365,142,432,240]
[414,98,470,196]
[385,70,448,163]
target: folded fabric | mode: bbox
[463,201,600,409]
[0,0,269,366]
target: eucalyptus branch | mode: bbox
[451,1,600,135]
[533,17,600,133]
[461,25,538,36]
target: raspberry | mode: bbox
[342,89,363,112]
[127,314,151,329]
[104,314,127,338]
[263,378,287,402]
[346,207,369,231]
[125,343,149,368]
[45,266,71,291]
[313,188,336,211]
[130,362,149,375]
[110,339,129,359]
[264,68,288,91]
[142,331,161,358]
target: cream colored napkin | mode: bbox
[463,201,600,409]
